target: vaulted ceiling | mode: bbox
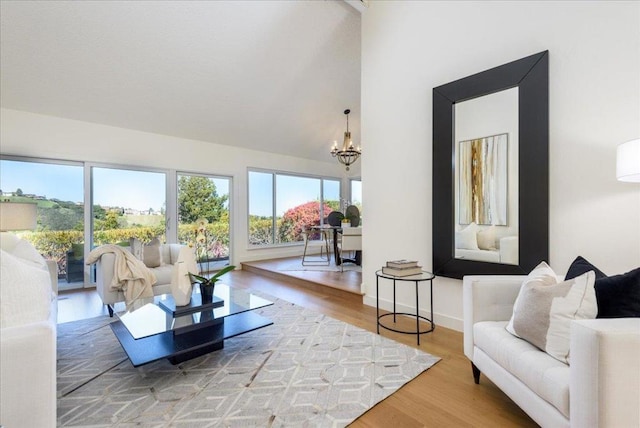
[0,1,361,162]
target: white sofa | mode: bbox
[95,243,188,316]
[463,275,640,428]
[0,233,58,428]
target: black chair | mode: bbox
[327,211,344,227]
[66,244,84,283]
[345,205,360,226]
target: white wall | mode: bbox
[0,108,356,264]
[361,1,640,331]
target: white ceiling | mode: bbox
[0,0,361,162]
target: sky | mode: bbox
[1,160,83,203]
[1,159,360,216]
[249,171,342,217]
[1,160,229,212]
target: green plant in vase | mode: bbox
[189,264,236,303]
[189,218,236,303]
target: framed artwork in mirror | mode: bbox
[458,133,508,226]
[432,51,549,279]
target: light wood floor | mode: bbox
[58,262,537,427]
[242,256,363,296]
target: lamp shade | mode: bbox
[0,202,38,231]
[616,139,640,182]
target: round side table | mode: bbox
[375,269,435,345]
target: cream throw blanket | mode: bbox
[86,245,157,307]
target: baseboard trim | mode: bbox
[362,294,463,332]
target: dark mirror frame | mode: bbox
[432,51,549,279]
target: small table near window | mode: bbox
[375,269,435,345]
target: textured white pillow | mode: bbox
[477,226,497,250]
[143,237,162,268]
[0,249,53,328]
[129,237,162,268]
[506,261,558,335]
[506,262,597,364]
[455,222,479,250]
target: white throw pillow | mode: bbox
[11,238,48,271]
[506,262,597,364]
[129,237,163,268]
[455,222,479,250]
[0,249,53,328]
[143,237,162,268]
[477,226,497,250]
[506,261,558,336]
[0,232,21,252]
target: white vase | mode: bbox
[170,261,192,306]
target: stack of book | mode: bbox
[382,260,423,276]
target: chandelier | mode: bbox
[330,109,361,171]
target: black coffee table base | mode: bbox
[111,310,272,367]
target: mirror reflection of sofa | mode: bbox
[455,222,518,264]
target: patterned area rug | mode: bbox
[57,294,439,427]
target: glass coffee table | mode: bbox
[110,283,273,367]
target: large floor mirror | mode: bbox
[433,51,549,279]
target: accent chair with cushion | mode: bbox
[463,258,640,428]
[337,226,362,271]
[94,239,194,316]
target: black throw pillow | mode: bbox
[595,268,640,318]
[565,256,607,280]
[566,256,640,318]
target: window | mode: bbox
[248,171,274,245]
[248,170,341,246]
[1,156,235,290]
[324,179,341,212]
[177,173,231,271]
[350,179,362,221]
[91,167,166,246]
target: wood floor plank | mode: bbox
[58,260,537,427]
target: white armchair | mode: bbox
[94,243,189,316]
[338,227,362,271]
[463,275,640,428]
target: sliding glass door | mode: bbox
[177,173,231,272]
[0,158,84,287]
[2,156,235,289]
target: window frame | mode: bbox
[247,168,342,248]
[1,155,234,288]
[176,170,233,267]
